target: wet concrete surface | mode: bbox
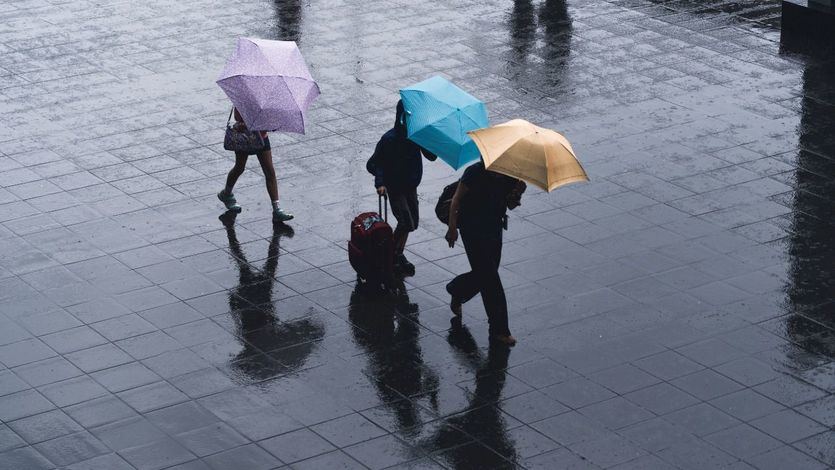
[1,0,834,468]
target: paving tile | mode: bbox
[66,344,134,373]
[521,447,600,470]
[632,350,705,381]
[579,396,654,430]
[796,395,835,428]
[664,403,741,437]
[118,438,196,470]
[260,427,336,463]
[660,438,743,470]
[0,446,55,470]
[498,390,570,424]
[714,356,779,387]
[0,338,57,368]
[588,363,661,394]
[0,370,29,397]
[65,452,136,470]
[118,381,189,413]
[753,376,829,408]
[13,356,83,387]
[749,409,828,443]
[290,450,367,470]
[64,396,137,429]
[569,435,647,468]
[542,378,616,409]
[746,445,830,470]
[310,412,388,448]
[670,369,745,401]
[710,389,786,422]
[344,434,422,470]
[34,431,110,467]
[704,423,782,459]
[530,411,611,446]
[91,416,167,451]
[620,417,695,453]
[625,382,700,415]
[8,409,83,445]
[145,401,219,435]
[202,443,281,470]
[91,361,160,393]
[175,422,248,457]
[40,326,109,355]
[0,389,55,422]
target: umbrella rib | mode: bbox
[540,130,552,192]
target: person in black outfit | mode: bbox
[366,100,437,275]
[445,161,526,346]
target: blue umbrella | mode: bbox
[399,76,489,170]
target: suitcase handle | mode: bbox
[379,194,388,223]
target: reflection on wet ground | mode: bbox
[0,0,834,468]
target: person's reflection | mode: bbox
[221,212,324,381]
[539,0,572,87]
[349,281,440,432]
[428,322,517,468]
[506,0,572,92]
[272,0,303,42]
[509,0,537,70]
[784,45,835,357]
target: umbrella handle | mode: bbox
[226,108,234,127]
[379,194,387,223]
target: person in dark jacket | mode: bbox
[366,100,437,275]
[444,161,526,346]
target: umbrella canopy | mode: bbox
[399,76,488,170]
[468,119,589,192]
[217,37,320,133]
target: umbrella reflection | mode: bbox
[349,281,440,432]
[428,322,517,468]
[222,212,324,382]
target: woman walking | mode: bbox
[217,109,294,222]
[444,160,526,346]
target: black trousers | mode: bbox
[446,230,510,337]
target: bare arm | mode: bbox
[445,183,468,248]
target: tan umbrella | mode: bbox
[467,119,589,192]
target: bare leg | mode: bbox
[256,149,279,202]
[225,152,248,192]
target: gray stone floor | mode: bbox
[1,0,834,468]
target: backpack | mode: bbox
[435,181,458,225]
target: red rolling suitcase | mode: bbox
[349,195,395,288]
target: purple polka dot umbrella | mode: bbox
[217,37,320,134]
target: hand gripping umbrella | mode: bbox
[467,119,589,192]
[399,76,488,170]
[217,37,320,133]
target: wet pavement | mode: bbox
[1,0,834,468]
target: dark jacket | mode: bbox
[459,162,521,240]
[366,101,436,190]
